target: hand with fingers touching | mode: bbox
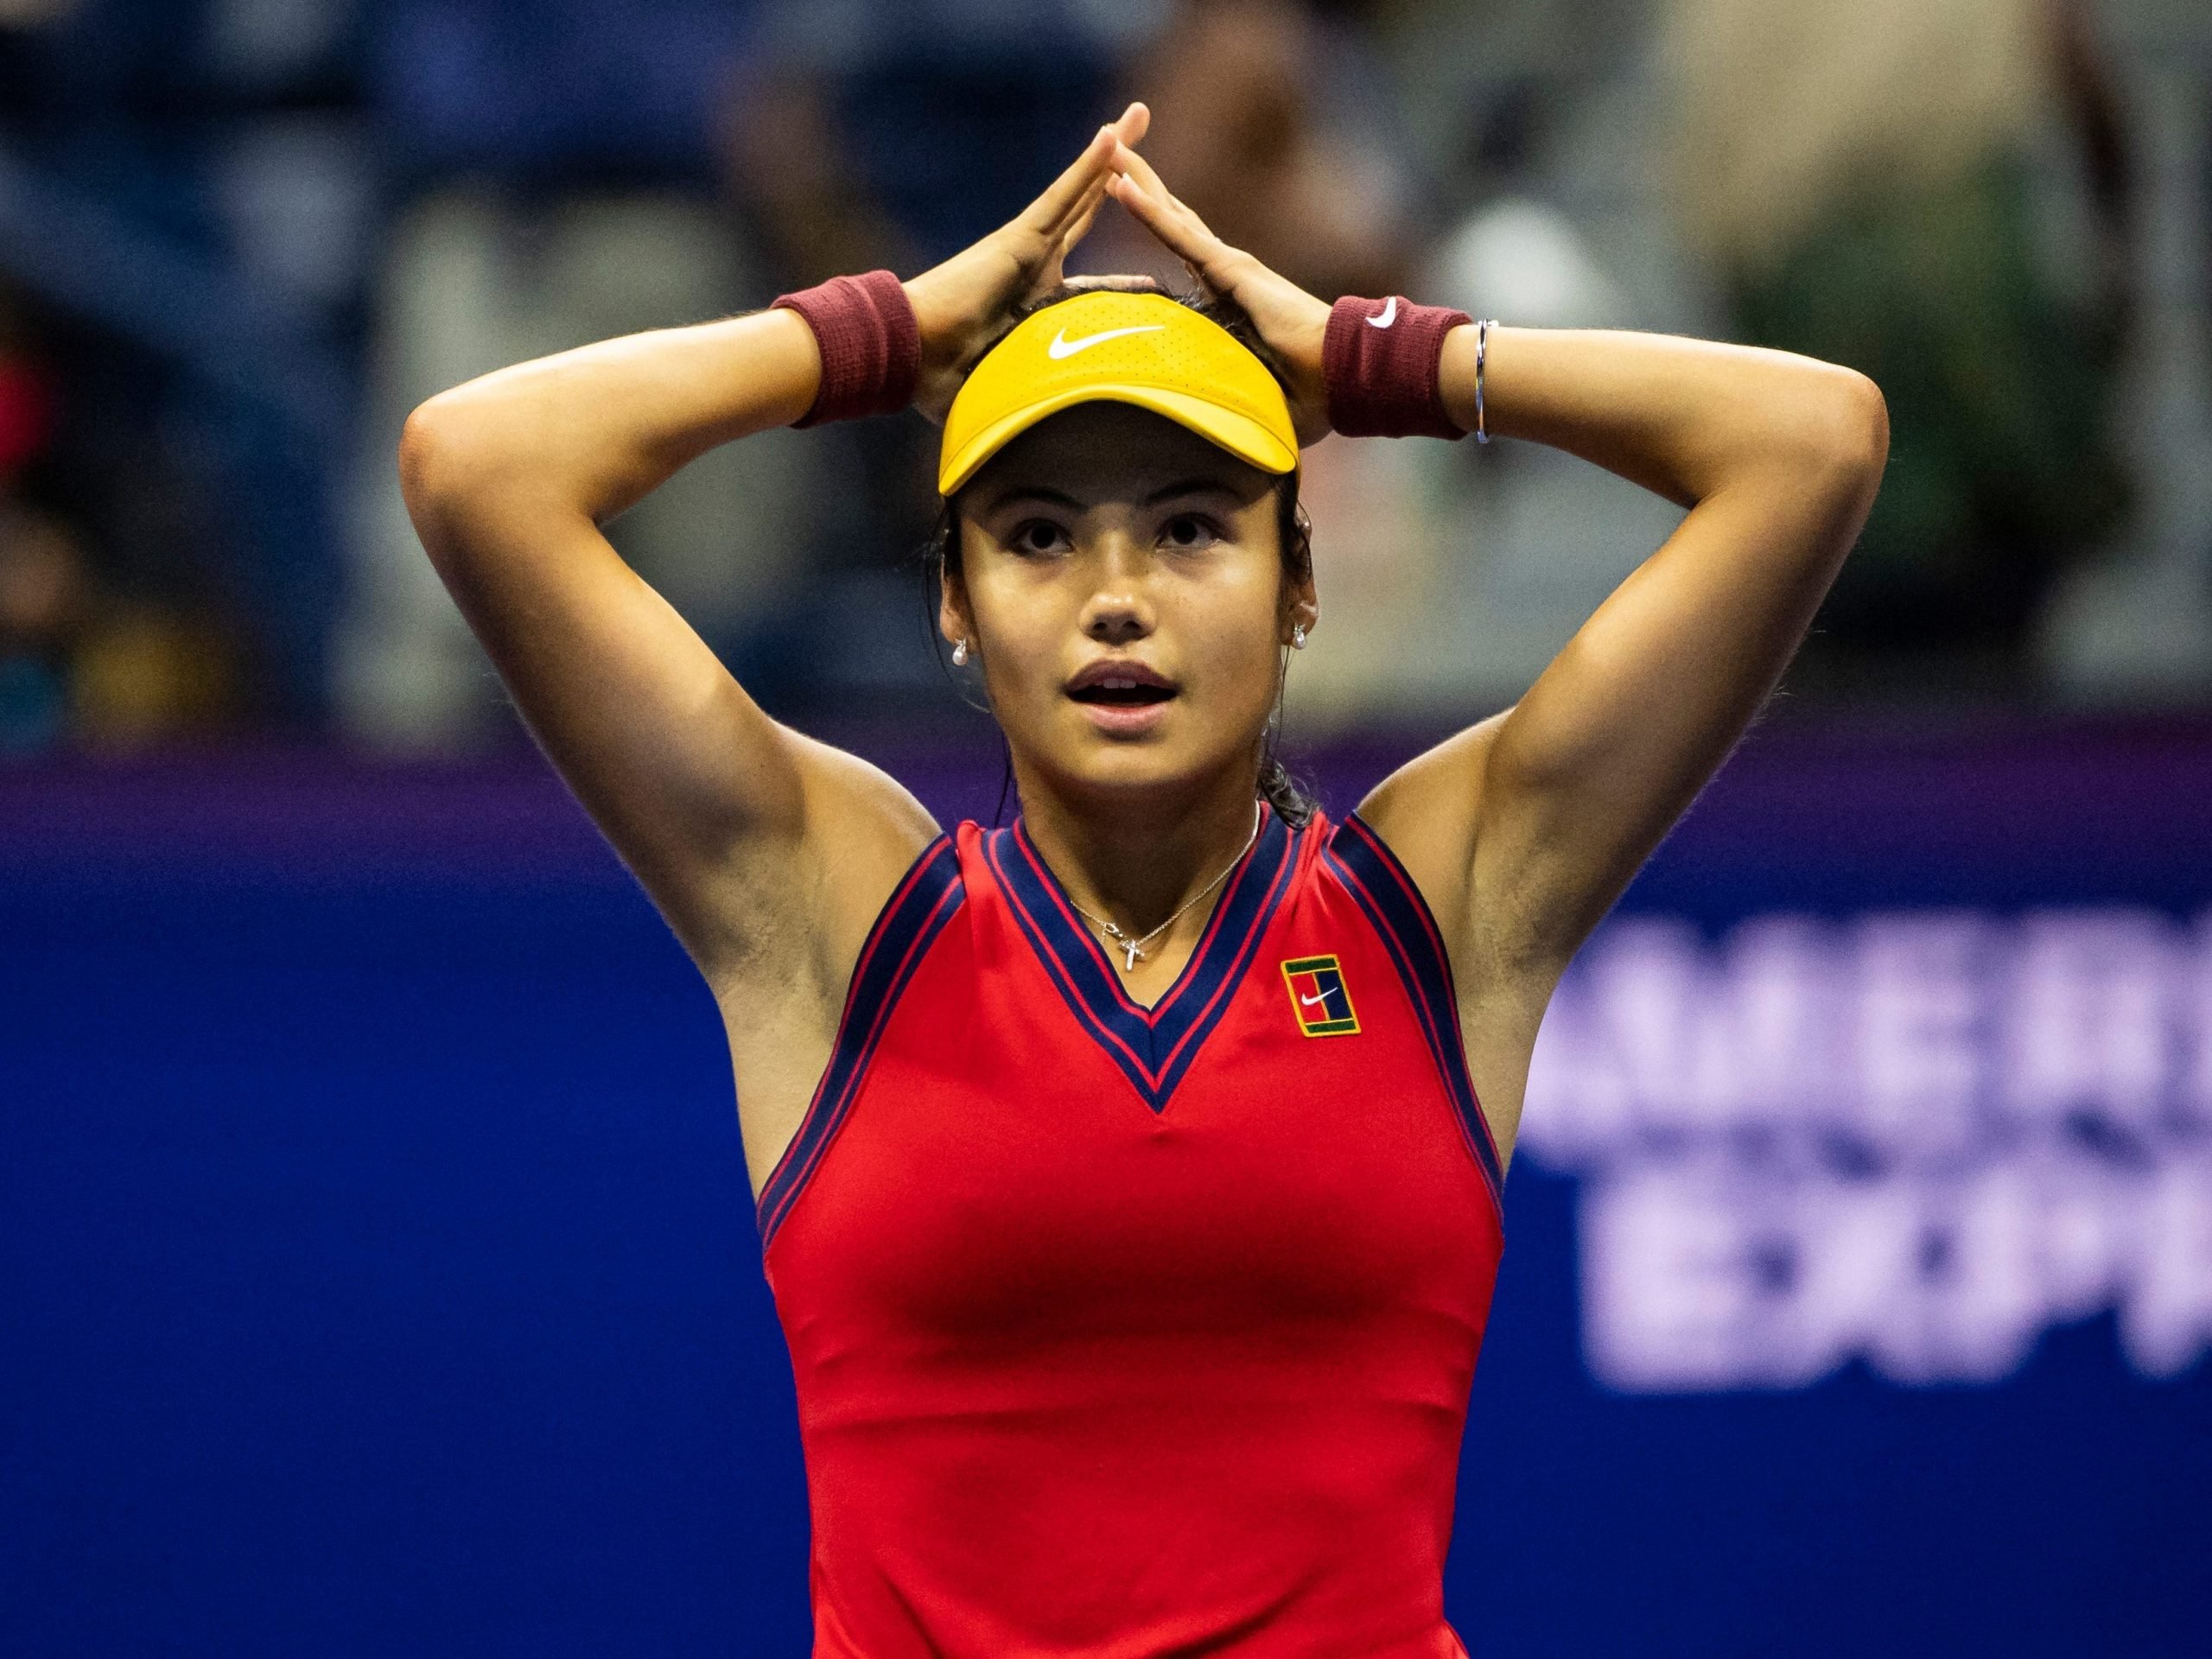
[902,104,1152,426]
[1104,139,1333,445]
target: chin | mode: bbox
[1049,723,1247,804]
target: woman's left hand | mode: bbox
[1106,142,1333,445]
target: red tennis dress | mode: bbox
[758,804,1506,1657]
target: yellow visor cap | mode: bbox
[938,289,1300,498]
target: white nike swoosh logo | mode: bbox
[1300,990,1331,1007]
[1047,324,1166,359]
[1367,297,1398,329]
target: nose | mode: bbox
[1077,539,1155,647]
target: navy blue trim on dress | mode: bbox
[1325,813,1505,1212]
[757,835,965,1249]
[982,804,1298,1113]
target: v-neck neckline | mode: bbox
[1016,806,1265,1015]
[982,804,1302,1112]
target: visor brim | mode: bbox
[938,384,1300,498]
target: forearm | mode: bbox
[1440,325,1886,512]
[401,308,822,526]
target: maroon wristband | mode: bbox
[771,270,921,427]
[1323,295,1471,439]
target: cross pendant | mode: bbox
[1121,938,1143,971]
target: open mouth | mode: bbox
[1067,678,1177,708]
[1065,659,1179,709]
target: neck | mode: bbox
[1013,759,1267,944]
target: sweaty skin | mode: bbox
[397,103,1886,1197]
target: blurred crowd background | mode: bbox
[0,0,2209,758]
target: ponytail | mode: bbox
[1259,482,1319,830]
[1258,750,1318,829]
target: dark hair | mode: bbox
[923,279,1319,828]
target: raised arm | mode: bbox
[1361,327,1885,1154]
[1371,326,1887,976]
[399,307,921,980]
[1106,138,1887,1159]
[398,111,1148,989]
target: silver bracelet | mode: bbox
[1474,318,1497,444]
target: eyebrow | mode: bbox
[981,477,1246,515]
[982,486,1086,514]
[1144,478,1243,507]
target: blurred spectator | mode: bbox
[0,292,54,477]
[339,188,819,747]
[0,503,82,753]
[373,0,752,188]
[0,287,94,758]
[717,0,1171,671]
[0,281,246,753]
[0,0,361,737]
[1667,0,2136,668]
[340,1,817,748]
[727,0,1163,281]
[1294,0,1707,723]
[1096,0,1414,299]
[5,0,2206,747]
[71,601,240,745]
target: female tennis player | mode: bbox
[400,104,1885,1658]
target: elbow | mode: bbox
[397,392,485,531]
[1747,363,1887,526]
[1819,366,1890,504]
[397,391,528,567]
[397,396,461,536]
[1838,367,1890,480]
[400,385,599,550]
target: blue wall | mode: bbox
[3,723,2208,1656]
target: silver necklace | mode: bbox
[1060,801,1264,973]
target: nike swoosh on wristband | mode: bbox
[1046,324,1167,359]
[1367,296,1398,329]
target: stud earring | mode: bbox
[1290,624,1307,651]
[951,638,969,666]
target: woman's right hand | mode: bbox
[902,103,1151,426]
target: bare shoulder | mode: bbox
[1353,711,1557,1167]
[1351,711,1510,970]
[691,726,942,1002]
[690,728,944,1198]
